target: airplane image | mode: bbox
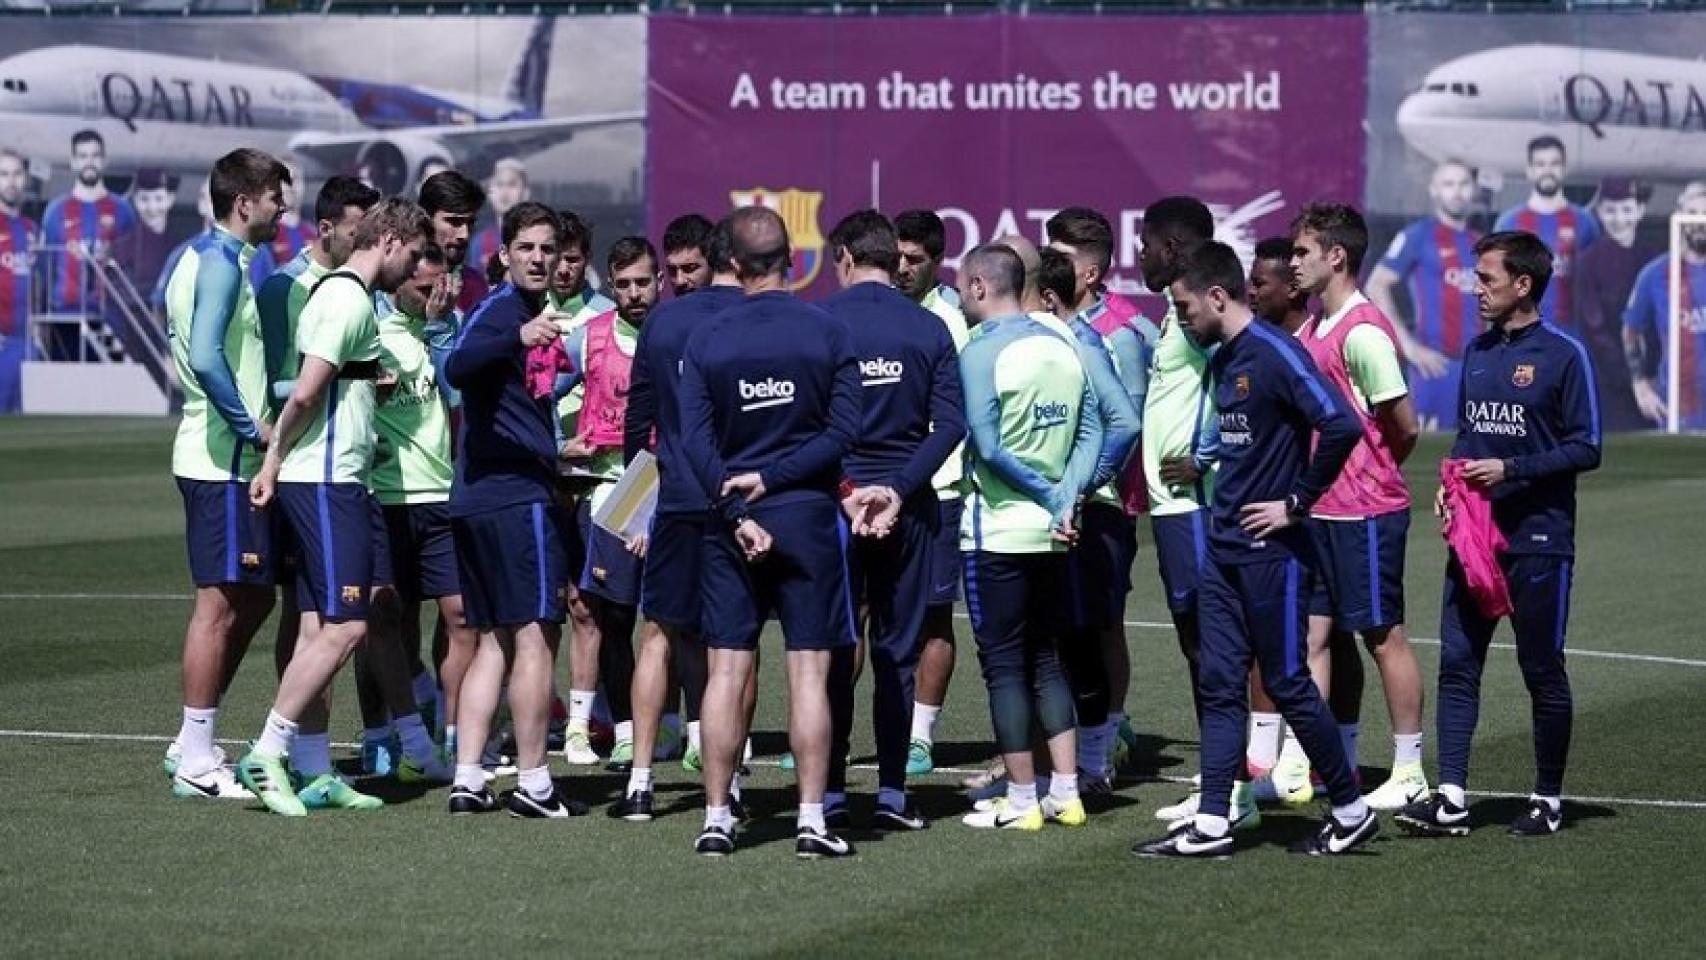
[1397,44,1706,182]
[0,16,642,193]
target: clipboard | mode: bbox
[591,450,659,542]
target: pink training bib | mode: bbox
[577,310,634,449]
[1301,301,1411,518]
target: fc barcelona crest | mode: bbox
[1512,364,1535,388]
[728,187,825,291]
[342,585,363,604]
[1235,374,1251,400]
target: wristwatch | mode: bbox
[1285,494,1307,520]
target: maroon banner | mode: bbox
[647,13,1367,299]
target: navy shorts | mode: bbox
[381,502,460,603]
[699,496,856,652]
[1151,510,1209,615]
[1068,501,1136,629]
[177,477,274,588]
[277,483,378,621]
[576,497,642,607]
[927,496,964,606]
[1307,511,1409,632]
[452,502,570,630]
[642,510,709,628]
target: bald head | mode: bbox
[729,205,791,283]
[993,233,1042,311]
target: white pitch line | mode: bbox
[3,727,1705,812]
[0,594,1699,669]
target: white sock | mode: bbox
[290,733,332,778]
[411,670,438,708]
[1277,723,1307,769]
[176,706,219,774]
[705,804,733,831]
[1006,780,1039,811]
[627,766,653,795]
[730,772,744,802]
[1339,723,1360,771]
[1441,783,1467,808]
[615,720,634,743]
[742,737,753,764]
[1194,813,1230,838]
[1247,712,1282,771]
[454,764,484,792]
[1332,798,1370,827]
[518,765,554,801]
[798,802,826,832]
[567,689,594,727]
[1049,771,1079,802]
[910,702,942,744]
[1078,724,1110,778]
[255,710,298,758]
[687,721,702,753]
[1393,732,1423,768]
[394,713,436,763]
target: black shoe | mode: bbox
[1131,824,1233,859]
[448,785,498,815]
[824,805,852,830]
[1396,794,1471,838]
[609,789,655,822]
[1290,809,1379,856]
[695,824,735,857]
[605,758,632,774]
[796,825,854,859]
[871,804,929,832]
[1080,774,1114,797]
[504,787,588,819]
[1508,799,1562,836]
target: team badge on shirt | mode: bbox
[240,552,263,570]
[728,187,824,291]
[1512,364,1535,388]
[342,585,363,604]
[1235,374,1251,399]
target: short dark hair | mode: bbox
[607,235,658,276]
[418,241,446,267]
[502,201,562,248]
[485,250,506,286]
[70,129,104,152]
[1253,236,1295,265]
[705,217,735,275]
[1176,241,1246,302]
[827,209,900,275]
[1291,202,1369,274]
[1527,135,1566,163]
[353,197,432,250]
[417,170,486,217]
[314,175,381,224]
[1036,247,1078,309]
[895,209,946,261]
[559,210,592,256]
[1474,230,1553,305]
[730,206,791,279]
[1143,196,1214,245]
[1046,207,1114,275]
[661,213,713,256]
[963,243,1023,299]
[209,148,290,221]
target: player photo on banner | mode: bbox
[646,13,1368,307]
[1367,10,1706,432]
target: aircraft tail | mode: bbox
[504,16,555,117]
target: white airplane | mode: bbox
[0,17,642,193]
[1397,44,1706,182]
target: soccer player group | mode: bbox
[161,146,1601,861]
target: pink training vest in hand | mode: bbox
[577,310,634,449]
[525,340,572,401]
[1440,459,1514,620]
[1301,301,1411,518]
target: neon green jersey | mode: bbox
[255,247,329,414]
[921,285,972,499]
[278,271,381,486]
[958,313,1102,554]
[370,298,454,505]
[1141,295,1218,516]
[168,227,269,482]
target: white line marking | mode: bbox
[0,595,1698,668]
[4,727,1704,811]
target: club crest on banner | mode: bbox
[729,187,824,291]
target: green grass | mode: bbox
[2,417,1704,957]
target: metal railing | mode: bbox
[25,243,178,402]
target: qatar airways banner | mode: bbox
[646,13,1367,300]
